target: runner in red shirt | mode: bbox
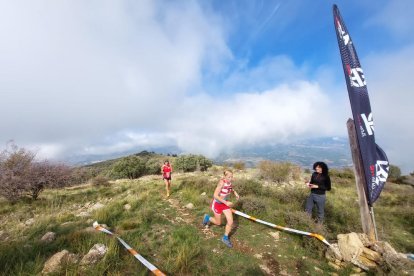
[202,170,240,248]
[161,160,173,197]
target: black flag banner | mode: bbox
[333,5,389,206]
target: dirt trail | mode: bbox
[165,196,282,275]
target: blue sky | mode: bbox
[0,0,413,172]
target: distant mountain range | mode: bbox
[215,137,352,169]
[68,137,352,169]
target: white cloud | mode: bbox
[364,44,414,173]
[0,1,230,150]
[0,1,412,175]
[366,0,414,40]
[168,80,343,157]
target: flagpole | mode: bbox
[347,119,376,242]
[370,207,379,240]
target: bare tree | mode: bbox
[0,143,72,201]
[0,144,35,202]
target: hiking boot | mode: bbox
[221,236,233,248]
[202,214,210,226]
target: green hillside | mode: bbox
[0,168,413,275]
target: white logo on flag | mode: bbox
[337,20,350,46]
[361,113,374,135]
[373,160,389,188]
[349,67,366,87]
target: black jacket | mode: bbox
[310,172,331,195]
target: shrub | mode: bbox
[162,226,201,274]
[258,161,301,183]
[233,161,245,171]
[234,179,263,196]
[330,168,355,179]
[110,156,145,179]
[181,177,213,191]
[0,144,72,201]
[388,164,402,181]
[239,197,266,215]
[145,158,163,175]
[26,161,72,199]
[90,175,110,186]
[70,167,97,185]
[173,154,212,172]
[271,186,308,205]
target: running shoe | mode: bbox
[221,236,233,248]
[202,214,210,226]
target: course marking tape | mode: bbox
[93,221,166,276]
[231,209,331,246]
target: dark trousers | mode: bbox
[305,193,326,223]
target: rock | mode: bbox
[314,266,323,273]
[326,243,343,262]
[124,204,131,210]
[76,211,90,217]
[357,233,373,247]
[268,231,280,241]
[185,203,194,209]
[328,262,341,270]
[83,227,96,233]
[352,267,362,273]
[337,232,364,262]
[42,250,70,274]
[259,264,272,274]
[90,203,104,211]
[370,241,397,255]
[360,247,381,263]
[355,254,378,270]
[200,192,206,196]
[41,232,56,243]
[25,218,35,226]
[254,253,263,259]
[383,251,413,272]
[80,243,107,266]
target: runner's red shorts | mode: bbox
[211,200,230,214]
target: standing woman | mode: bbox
[161,160,173,197]
[202,170,240,248]
[305,161,331,223]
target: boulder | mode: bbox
[337,232,364,262]
[354,255,378,270]
[25,218,35,226]
[268,231,280,241]
[325,243,343,262]
[76,211,90,217]
[370,241,397,255]
[90,203,105,211]
[185,203,194,209]
[42,250,77,274]
[41,232,56,243]
[360,247,381,263]
[357,233,373,247]
[328,262,341,270]
[80,243,107,266]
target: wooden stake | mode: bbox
[347,119,376,242]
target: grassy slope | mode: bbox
[0,169,413,275]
